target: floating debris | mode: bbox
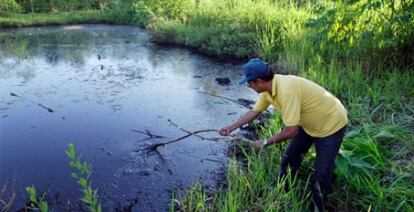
[215,78,231,86]
[10,92,54,113]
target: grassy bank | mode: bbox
[0,10,114,27]
[135,0,414,211]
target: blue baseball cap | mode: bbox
[239,58,269,85]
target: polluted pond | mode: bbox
[0,24,258,211]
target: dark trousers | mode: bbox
[278,126,346,211]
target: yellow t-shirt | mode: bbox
[253,74,348,137]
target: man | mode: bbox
[219,58,347,211]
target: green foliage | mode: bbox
[104,0,135,24]
[256,19,283,62]
[131,1,155,27]
[307,0,414,69]
[146,1,287,59]
[147,11,258,58]
[134,0,192,20]
[175,146,311,211]
[176,182,207,211]
[334,124,413,211]
[0,10,112,27]
[25,185,48,212]
[14,0,116,13]
[0,0,21,14]
[66,143,102,212]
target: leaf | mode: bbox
[344,129,360,138]
[78,178,88,188]
[71,173,79,179]
[374,130,396,141]
[348,157,373,169]
[40,201,48,212]
[339,149,353,157]
[26,186,37,202]
[66,143,75,159]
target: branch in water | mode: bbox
[198,91,252,109]
[10,92,54,113]
[130,129,165,138]
[140,119,255,153]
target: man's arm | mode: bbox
[255,126,298,149]
[219,109,260,136]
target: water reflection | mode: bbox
[0,24,255,211]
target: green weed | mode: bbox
[25,186,48,212]
[66,143,102,212]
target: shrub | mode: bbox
[132,0,192,26]
[307,0,414,69]
[0,0,21,14]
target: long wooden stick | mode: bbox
[198,91,252,109]
[142,129,217,152]
[168,119,255,144]
[141,120,255,153]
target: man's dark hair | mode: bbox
[256,64,275,81]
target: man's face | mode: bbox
[246,79,264,93]
[246,80,255,88]
[247,80,260,93]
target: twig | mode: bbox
[198,91,252,109]
[221,134,255,144]
[10,92,54,113]
[140,120,255,153]
[167,119,212,140]
[0,178,16,212]
[130,129,165,138]
[142,129,217,153]
[167,119,254,144]
[157,129,218,146]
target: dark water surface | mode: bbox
[0,25,256,211]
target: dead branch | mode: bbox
[139,119,255,154]
[143,129,218,153]
[167,119,254,144]
[130,129,165,138]
[198,91,252,109]
[167,119,213,140]
[10,92,54,113]
[0,179,16,212]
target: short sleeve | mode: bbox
[280,93,301,126]
[252,93,271,113]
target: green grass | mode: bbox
[0,10,114,27]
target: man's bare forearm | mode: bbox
[228,110,260,131]
[265,126,298,146]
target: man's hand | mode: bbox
[219,110,260,136]
[219,126,233,136]
[254,140,263,151]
